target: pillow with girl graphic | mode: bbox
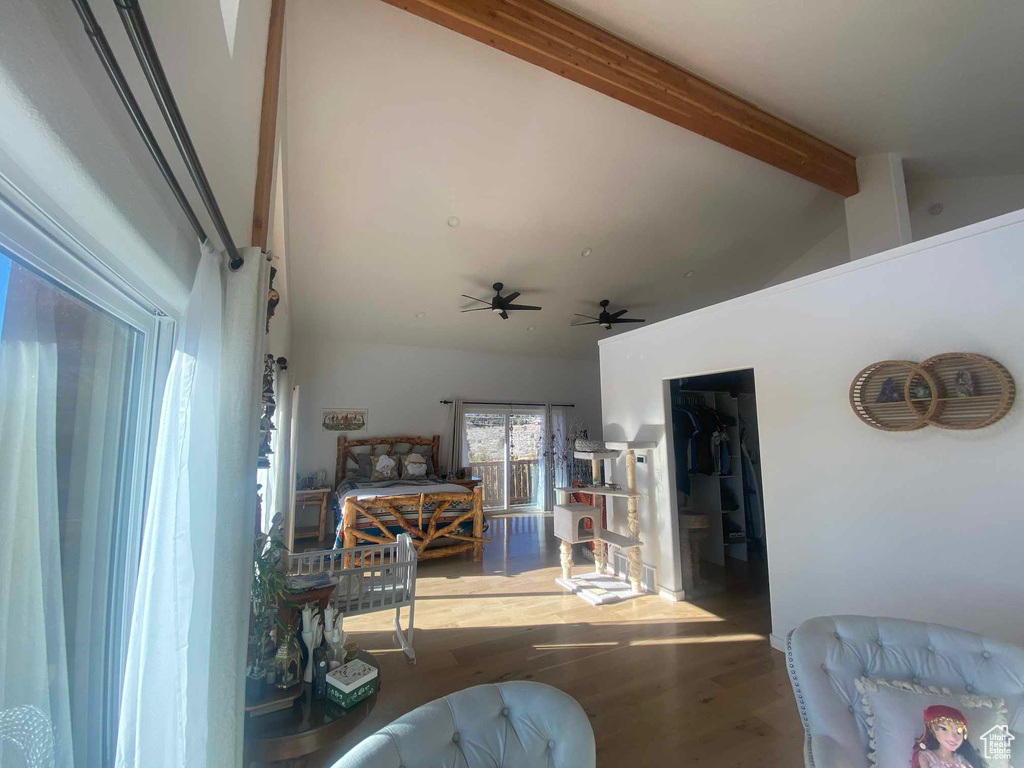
[855,677,1012,768]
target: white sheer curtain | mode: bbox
[544,404,566,512]
[64,307,133,767]
[266,364,292,531]
[442,397,466,476]
[0,267,72,767]
[116,243,266,768]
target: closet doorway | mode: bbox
[669,369,768,606]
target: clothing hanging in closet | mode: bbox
[740,436,764,545]
[673,402,735,496]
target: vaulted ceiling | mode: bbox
[280,0,1024,359]
[549,0,1024,180]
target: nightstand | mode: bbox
[446,477,481,490]
[294,487,332,545]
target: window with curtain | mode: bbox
[0,233,162,767]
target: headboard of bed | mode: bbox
[335,435,441,487]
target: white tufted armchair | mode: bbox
[786,615,1024,768]
[331,682,595,768]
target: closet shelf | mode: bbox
[556,485,642,499]
[574,450,621,460]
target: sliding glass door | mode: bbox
[463,406,546,511]
[464,409,508,510]
[509,410,544,509]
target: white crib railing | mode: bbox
[287,533,418,662]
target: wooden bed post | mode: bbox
[342,497,356,568]
[430,434,440,476]
[471,487,484,562]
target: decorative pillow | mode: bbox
[355,453,372,479]
[401,453,428,480]
[369,453,399,481]
[855,677,1011,768]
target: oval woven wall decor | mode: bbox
[918,352,1016,430]
[849,360,939,431]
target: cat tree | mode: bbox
[553,441,653,604]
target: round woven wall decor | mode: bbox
[917,352,1016,430]
[849,360,939,431]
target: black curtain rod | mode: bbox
[440,400,575,408]
[72,0,207,244]
[111,0,244,271]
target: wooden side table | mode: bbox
[295,488,332,546]
[445,477,481,490]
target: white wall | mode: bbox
[907,174,1024,242]
[844,153,912,260]
[0,0,271,315]
[764,224,849,287]
[599,210,1024,645]
[292,338,602,478]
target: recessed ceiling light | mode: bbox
[684,270,695,278]
[415,311,426,319]
[580,247,593,259]
[446,216,461,228]
[526,325,536,332]
[928,203,944,216]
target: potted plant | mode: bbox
[246,530,288,702]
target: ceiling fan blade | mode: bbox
[503,291,520,303]
[571,320,601,326]
[461,307,492,312]
[610,309,629,319]
[461,294,491,305]
[574,313,600,321]
[611,317,646,323]
[499,310,509,320]
[504,304,542,311]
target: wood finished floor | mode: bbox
[304,515,804,767]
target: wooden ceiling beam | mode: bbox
[252,0,286,250]
[379,0,859,196]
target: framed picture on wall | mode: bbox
[321,408,367,432]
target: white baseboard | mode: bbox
[769,633,786,653]
[658,586,685,602]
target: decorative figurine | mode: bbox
[954,369,974,397]
[301,604,324,683]
[909,379,932,400]
[876,376,903,403]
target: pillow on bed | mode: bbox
[401,453,428,480]
[370,453,399,481]
[355,453,372,479]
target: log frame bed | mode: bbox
[335,435,486,562]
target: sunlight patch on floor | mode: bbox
[630,632,766,647]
